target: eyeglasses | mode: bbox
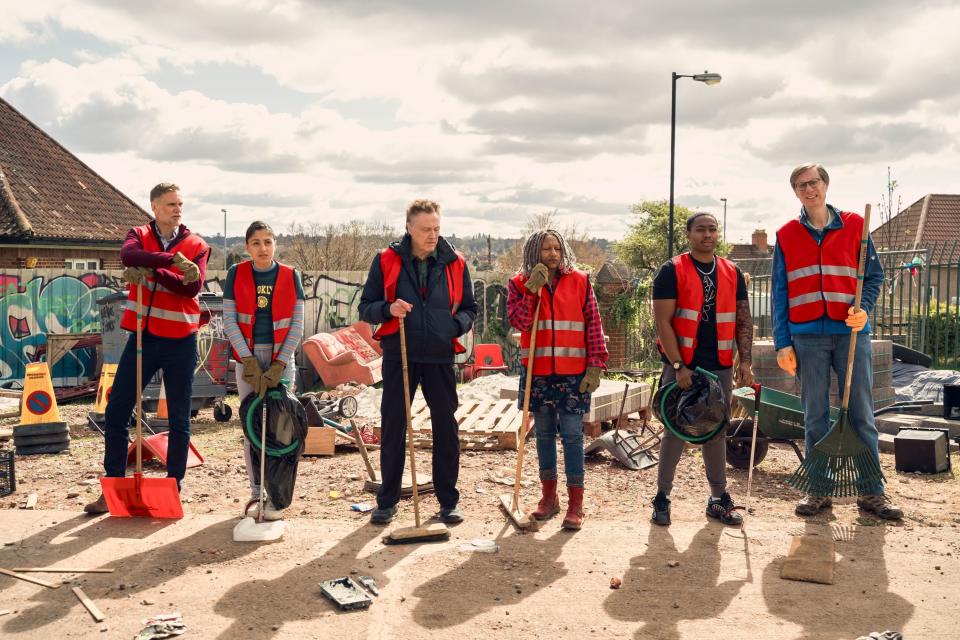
[794,178,823,191]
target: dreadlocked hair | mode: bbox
[519,229,577,276]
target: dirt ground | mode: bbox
[2,392,959,639]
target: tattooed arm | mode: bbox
[735,298,755,387]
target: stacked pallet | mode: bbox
[751,339,895,411]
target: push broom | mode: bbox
[100,283,183,518]
[787,204,885,497]
[385,316,450,544]
[499,297,543,529]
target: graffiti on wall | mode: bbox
[0,271,121,385]
[0,268,516,386]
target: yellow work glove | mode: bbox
[172,251,200,284]
[239,356,262,392]
[579,366,602,394]
[257,361,286,398]
[122,266,151,285]
[524,263,550,295]
[845,307,868,331]
[777,346,797,377]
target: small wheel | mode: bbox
[725,419,769,469]
[214,403,233,422]
[338,395,359,418]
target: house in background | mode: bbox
[729,229,774,276]
[0,97,151,270]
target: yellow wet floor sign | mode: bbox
[20,363,61,425]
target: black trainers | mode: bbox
[706,493,743,526]
[439,505,465,524]
[369,504,398,525]
[651,491,671,526]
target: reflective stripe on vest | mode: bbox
[372,247,467,354]
[119,223,207,338]
[777,212,863,323]
[512,270,589,376]
[231,260,296,361]
[657,253,738,367]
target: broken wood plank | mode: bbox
[72,586,105,622]
[22,494,37,510]
[780,535,835,585]
[0,568,60,589]
[0,609,11,616]
[12,568,115,574]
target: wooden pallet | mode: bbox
[372,399,524,450]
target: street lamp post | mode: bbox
[668,70,722,259]
[720,197,728,242]
[221,208,228,271]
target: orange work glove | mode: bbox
[845,307,868,331]
[777,346,797,377]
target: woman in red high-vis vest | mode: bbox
[507,230,607,530]
[223,221,305,521]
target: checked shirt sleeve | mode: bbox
[584,283,608,369]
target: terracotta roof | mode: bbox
[872,194,960,259]
[0,97,151,244]
[728,243,772,262]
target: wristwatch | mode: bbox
[672,360,683,371]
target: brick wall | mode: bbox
[595,278,630,370]
[0,245,122,270]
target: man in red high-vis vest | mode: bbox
[773,163,900,521]
[359,199,477,525]
[85,183,208,514]
[651,212,754,527]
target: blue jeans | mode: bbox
[794,332,883,494]
[103,332,197,486]
[533,408,585,487]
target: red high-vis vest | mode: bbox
[231,260,296,361]
[120,224,208,338]
[372,247,467,354]
[658,254,738,367]
[511,270,589,376]
[777,212,863,323]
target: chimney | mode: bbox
[752,229,768,253]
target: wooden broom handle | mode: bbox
[512,296,542,510]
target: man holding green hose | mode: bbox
[651,211,754,526]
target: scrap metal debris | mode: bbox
[135,613,186,639]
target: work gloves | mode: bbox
[777,346,797,377]
[846,307,868,331]
[122,266,151,285]
[240,356,262,391]
[172,251,200,284]
[524,263,550,295]
[579,366,602,394]
[258,361,286,398]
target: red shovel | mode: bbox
[100,284,183,518]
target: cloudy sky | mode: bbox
[1,1,958,243]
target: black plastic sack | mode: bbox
[653,369,727,442]
[675,371,728,437]
[240,384,308,509]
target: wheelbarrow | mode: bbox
[727,386,924,469]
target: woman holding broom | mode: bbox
[507,230,607,530]
[773,163,901,520]
[223,221,305,521]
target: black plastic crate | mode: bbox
[0,450,15,497]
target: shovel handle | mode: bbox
[399,316,421,528]
[512,296,542,511]
[135,284,143,476]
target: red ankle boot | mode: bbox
[531,479,561,520]
[562,486,584,530]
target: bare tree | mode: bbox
[284,220,396,271]
[495,210,611,273]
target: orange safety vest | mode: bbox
[511,270,589,376]
[777,212,862,323]
[372,247,467,354]
[658,253,738,367]
[231,260,296,361]
[120,224,208,338]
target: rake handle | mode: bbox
[512,296,542,511]
[840,204,872,412]
[136,284,143,476]
[399,316,420,528]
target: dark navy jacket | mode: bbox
[359,234,477,363]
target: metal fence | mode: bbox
[735,241,960,369]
